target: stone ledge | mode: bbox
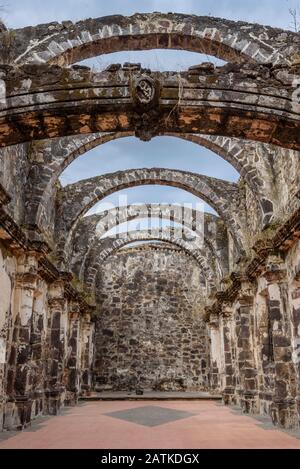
[0,205,95,314]
[208,206,300,316]
[80,391,222,401]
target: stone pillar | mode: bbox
[235,278,259,414]
[289,271,300,427]
[220,304,236,405]
[4,252,39,430]
[263,255,298,428]
[0,237,13,432]
[80,313,95,395]
[207,312,222,391]
[29,280,47,420]
[65,303,81,405]
[45,280,67,415]
[0,344,4,431]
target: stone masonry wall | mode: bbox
[0,228,96,431]
[0,144,30,224]
[0,241,16,430]
[94,246,210,392]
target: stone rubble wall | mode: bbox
[0,144,30,225]
[0,242,16,430]
[206,237,300,428]
[94,247,209,392]
[0,238,95,431]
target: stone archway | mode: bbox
[69,205,228,281]
[55,167,247,262]
[26,131,276,235]
[1,9,300,436]
[84,228,216,292]
[10,13,299,66]
[0,64,300,149]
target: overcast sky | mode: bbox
[3,1,298,216]
[3,0,299,29]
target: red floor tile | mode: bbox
[0,401,299,449]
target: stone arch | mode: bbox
[1,65,300,150]
[55,167,247,262]
[11,13,299,66]
[84,228,216,293]
[70,206,228,281]
[26,130,275,236]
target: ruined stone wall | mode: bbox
[283,238,300,409]
[208,236,300,428]
[0,10,300,433]
[0,144,30,224]
[243,182,262,243]
[94,246,210,392]
[0,230,95,431]
[241,147,300,239]
[270,149,300,220]
[0,241,17,430]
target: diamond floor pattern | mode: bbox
[104,405,196,427]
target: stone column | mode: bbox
[0,237,13,431]
[207,312,222,391]
[289,271,300,427]
[263,255,298,428]
[65,302,81,405]
[45,280,67,415]
[220,304,236,405]
[4,252,39,430]
[235,277,259,414]
[80,313,95,395]
[29,280,47,420]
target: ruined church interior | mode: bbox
[0,8,300,450]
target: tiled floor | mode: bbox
[0,400,300,449]
[104,405,196,427]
